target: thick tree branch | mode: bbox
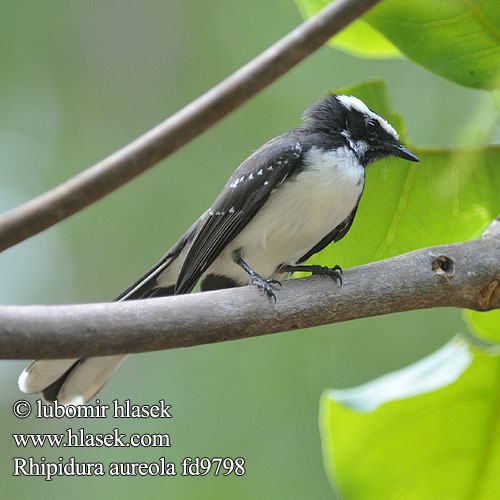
[1,237,499,360]
[0,0,380,253]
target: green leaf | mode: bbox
[295,0,401,59]
[309,81,500,270]
[465,309,500,343]
[296,0,500,89]
[320,339,500,499]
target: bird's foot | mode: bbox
[251,275,281,303]
[233,252,281,302]
[308,265,343,286]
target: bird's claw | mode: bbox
[266,278,282,288]
[252,276,281,302]
[310,265,343,286]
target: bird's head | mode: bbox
[302,94,419,167]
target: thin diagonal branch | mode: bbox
[1,237,499,360]
[0,0,381,253]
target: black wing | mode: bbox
[297,200,360,264]
[175,136,303,294]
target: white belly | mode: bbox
[208,146,365,283]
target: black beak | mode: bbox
[393,143,420,163]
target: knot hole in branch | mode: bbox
[431,255,455,279]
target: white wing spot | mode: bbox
[230,175,246,188]
[257,169,263,176]
[264,181,269,185]
[248,173,254,180]
[267,166,273,171]
[229,207,235,214]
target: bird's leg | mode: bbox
[233,251,281,302]
[278,264,342,286]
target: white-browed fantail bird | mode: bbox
[19,93,419,405]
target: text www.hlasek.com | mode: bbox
[13,428,170,448]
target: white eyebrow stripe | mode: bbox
[337,95,399,140]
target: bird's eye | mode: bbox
[366,119,379,134]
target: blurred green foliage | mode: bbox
[296,0,500,89]
[321,340,500,499]
[466,309,500,343]
[0,1,497,499]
